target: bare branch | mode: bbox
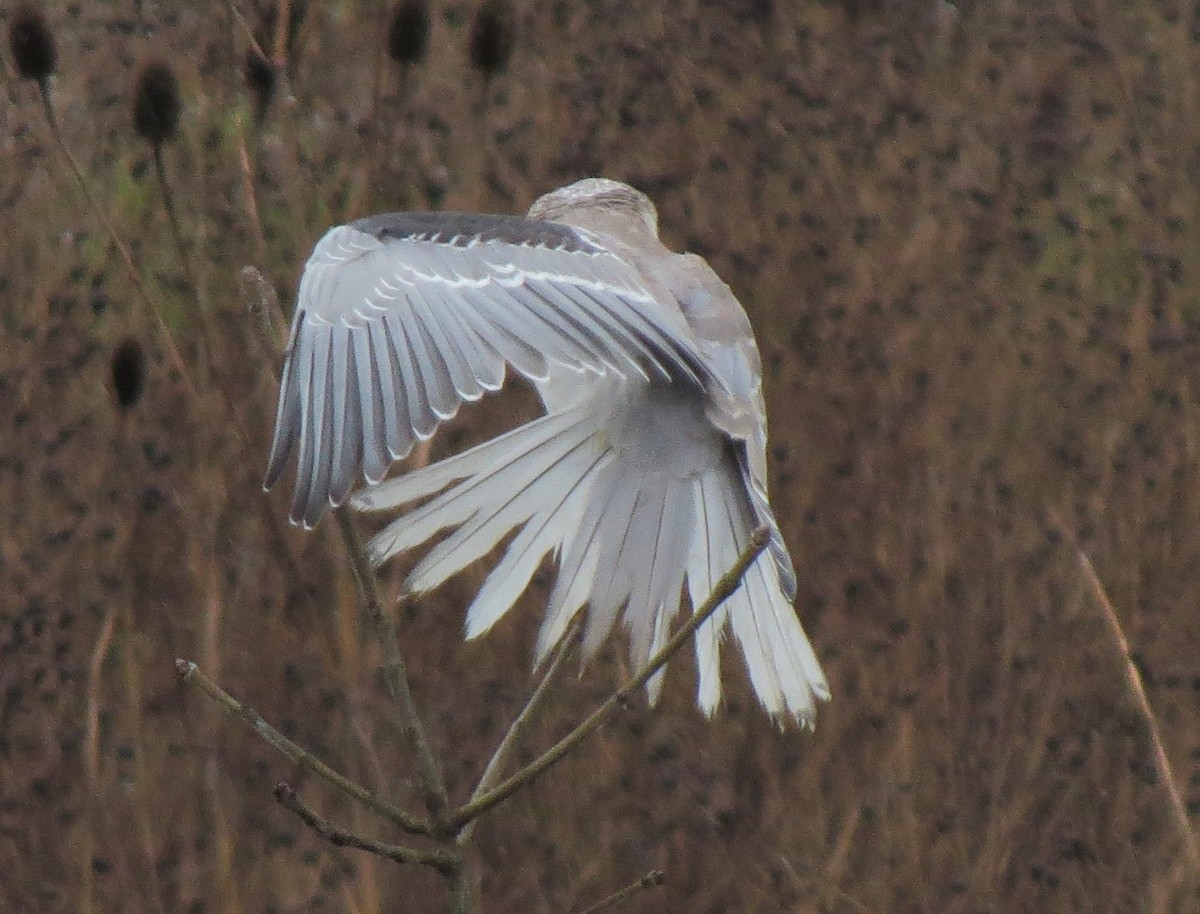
[175,658,434,836]
[237,259,451,824]
[446,527,772,831]
[458,615,582,847]
[274,783,457,876]
[575,869,665,914]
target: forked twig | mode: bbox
[446,528,773,831]
[175,659,434,836]
[239,263,451,822]
[458,615,583,846]
[274,782,457,875]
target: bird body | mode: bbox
[266,178,829,724]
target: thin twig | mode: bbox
[238,266,287,356]
[36,82,196,401]
[270,0,295,106]
[234,115,272,270]
[152,145,204,306]
[363,3,387,201]
[446,527,772,831]
[457,614,583,847]
[227,0,270,64]
[85,605,118,789]
[151,143,217,383]
[237,247,451,824]
[1050,515,1200,874]
[274,783,458,876]
[336,512,450,821]
[574,869,665,914]
[176,658,434,836]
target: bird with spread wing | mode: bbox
[264,178,829,724]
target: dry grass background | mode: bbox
[3,0,1200,911]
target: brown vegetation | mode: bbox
[2,1,1199,911]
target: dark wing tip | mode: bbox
[350,211,604,253]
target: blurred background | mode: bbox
[3,0,1200,911]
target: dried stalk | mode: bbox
[575,869,665,914]
[274,783,457,875]
[1050,514,1200,874]
[176,659,434,836]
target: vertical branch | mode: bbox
[152,145,199,299]
[459,615,582,846]
[234,118,271,271]
[451,616,582,911]
[334,510,449,820]
[238,253,450,823]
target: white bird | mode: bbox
[264,178,829,724]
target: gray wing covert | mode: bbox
[264,212,709,527]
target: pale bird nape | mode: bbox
[264,177,830,724]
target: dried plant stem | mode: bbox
[575,869,665,914]
[117,602,169,914]
[239,268,451,822]
[450,617,583,911]
[175,658,434,836]
[446,527,772,831]
[458,615,582,846]
[272,0,291,64]
[226,1,269,62]
[152,144,206,316]
[85,605,117,790]
[335,512,450,820]
[1052,517,1200,874]
[35,82,196,402]
[274,783,457,875]
[363,5,387,200]
[234,122,272,276]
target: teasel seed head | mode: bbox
[9,5,57,84]
[388,0,430,66]
[132,61,181,148]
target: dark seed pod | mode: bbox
[132,61,181,147]
[388,0,429,66]
[244,50,275,122]
[110,338,145,411]
[468,0,514,78]
[244,0,308,122]
[8,5,57,83]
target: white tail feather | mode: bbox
[356,385,827,723]
[464,451,609,638]
[364,409,590,563]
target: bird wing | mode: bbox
[659,252,799,600]
[264,212,710,527]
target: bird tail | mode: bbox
[685,466,829,723]
[354,403,611,636]
[353,403,828,723]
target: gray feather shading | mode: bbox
[265,212,707,527]
[265,180,830,724]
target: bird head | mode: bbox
[527,178,659,238]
